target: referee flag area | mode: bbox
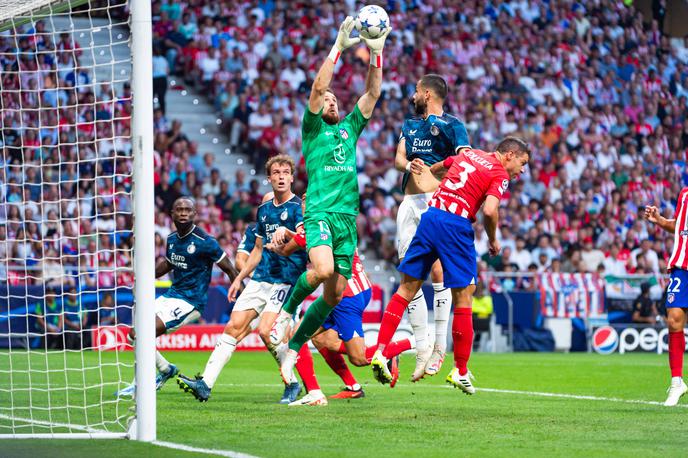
[1,351,684,457]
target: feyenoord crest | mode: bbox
[430,124,439,136]
[187,243,196,254]
[280,210,288,221]
[339,128,349,140]
[669,293,675,304]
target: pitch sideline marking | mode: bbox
[214,382,682,408]
[153,440,261,458]
[473,387,683,408]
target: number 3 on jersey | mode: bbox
[445,161,476,191]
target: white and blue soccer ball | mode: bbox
[354,5,390,40]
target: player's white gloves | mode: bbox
[329,16,360,64]
[361,27,392,68]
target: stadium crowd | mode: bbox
[1,0,686,294]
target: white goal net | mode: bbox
[0,0,153,439]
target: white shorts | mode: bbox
[155,296,201,333]
[396,192,434,259]
[232,280,292,315]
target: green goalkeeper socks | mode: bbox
[283,271,316,315]
[288,296,334,351]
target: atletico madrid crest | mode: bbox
[339,128,349,140]
[669,293,675,304]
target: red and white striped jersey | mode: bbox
[428,148,510,221]
[668,187,688,271]
[292,233,371,297]
[343,251,372,298]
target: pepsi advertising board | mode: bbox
[591,325,688,354]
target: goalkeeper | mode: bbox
[278,16,391,383]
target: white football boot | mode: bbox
[446,367,476,395]
[288,389,328,406]
[411,346,432,382]
[371,349,392,384]
[664,379,688,406]
[424,345,446,377]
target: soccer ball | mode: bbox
[354,5,390,40]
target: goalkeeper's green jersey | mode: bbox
[301,104,369,217]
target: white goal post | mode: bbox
[0,0,155,441]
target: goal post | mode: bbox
[0,0,155,440]
[130,0,155,443]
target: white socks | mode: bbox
[672,376,684,387]
[155,351,171,373]
[202,333,237,389]
[432,282,452,352]
[407,291,429,352]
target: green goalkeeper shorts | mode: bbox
[304,212,357,279]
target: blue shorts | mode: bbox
[666,268,688,308]
[322,289,372,342]
[398,207,477,288]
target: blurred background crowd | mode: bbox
[1,0,686,292]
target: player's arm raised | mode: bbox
[644,205,676,234]
[483,195,501,257]
[356,27,391,118]
[228,237,264,302]
[155,257,173,278]
[309,17,360,114]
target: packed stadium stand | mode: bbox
[2,0,685,295]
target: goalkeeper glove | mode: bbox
[362,27,392,68]
[328,16,360,64]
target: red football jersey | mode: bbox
[292,233,371,297]
[668,187,688,271]
[428,148,510,221]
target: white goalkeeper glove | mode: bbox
[328,16,360,64]
[361,27,392,68]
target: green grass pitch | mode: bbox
[1,350,686,457]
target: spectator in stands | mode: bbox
[632,283,659,326]
[35,290,63,350]
[152,46,169,114]
[472,281,493,350]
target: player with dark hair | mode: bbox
[116,197,239,397]
[645,193,688,406]
[276,16,391,384]
[177,155,310,403]
[371,137,530,393]
[395,73,471,381]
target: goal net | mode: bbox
[0,0,155,439]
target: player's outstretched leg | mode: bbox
[289,344,327,406]
[407,291,431,382]
[371,293,411,384]
[177,314,248,402]
[665,308,688,406]
[426,275,451,377]
[445,291,476,395]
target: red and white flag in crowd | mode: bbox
[539,273,605,318]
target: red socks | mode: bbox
[452,307,473,376]
[669,331,685,378]
[377,293,409,351]
[384,338,412,359]
[318,347,357,387]
[295,344,320,392]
